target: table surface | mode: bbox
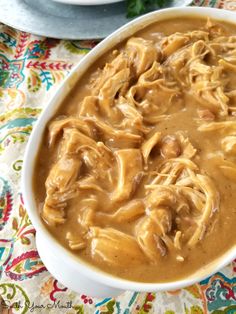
[0,1,236,313]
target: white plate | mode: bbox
[52,0,124,5]
[0,0,128,39]
[0,0,192,40]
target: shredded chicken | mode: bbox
[66,232,86,251]
[126,37,160,76]
[112,149,143,202]
[48,117,92,147]
[85,117,142,147]
[40,19,236,271]
[135,216,167,262]
[141,132,162,164]
[89,227,146,266]
[42,156,81,226]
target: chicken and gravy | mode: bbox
[34,17,236,282]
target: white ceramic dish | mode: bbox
[52,0,124,5]
[22,7,236,298]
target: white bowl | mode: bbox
[51,0,124,5]
[22,7,236,298]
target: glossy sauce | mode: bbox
[34,17,236,282]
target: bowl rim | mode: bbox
[22,6,236,291]
[51,0,124,6]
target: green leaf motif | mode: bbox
[0,283,30,314]
[14,264,22,274]
[20,237,30,245]
[73,305,85,314]
[184,305,203,314]
[19,205,26,218]
[107,300,115,313]
[0,71,10,87]
[64,40,95,54]
[12,217,18,230]
[0,198,6,207]
[27,70,42,92]
[212,306,236,314]
[12,159,23,172]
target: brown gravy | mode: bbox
[34,17,236,282]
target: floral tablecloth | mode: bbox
[0,1,236,313]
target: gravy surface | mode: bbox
[34,17,236,282]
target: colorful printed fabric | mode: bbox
[0,1,236,313]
